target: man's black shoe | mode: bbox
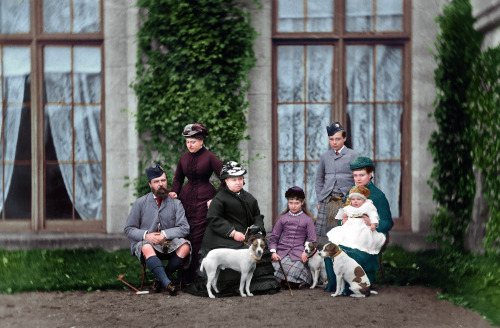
[166,283,179,296]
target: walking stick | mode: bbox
[117,274,149,295]
[278,259,293,296]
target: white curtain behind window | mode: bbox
[44,46,102,219]
[0,47,29,213]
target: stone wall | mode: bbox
[103,0,140,234]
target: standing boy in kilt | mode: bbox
[315,122,358,244]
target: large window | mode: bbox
[272,0,411,230]
[0,0,104,232]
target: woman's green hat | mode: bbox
[350,157,375,171]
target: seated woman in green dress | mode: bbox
[324,157,393,293]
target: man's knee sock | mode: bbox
[145,256,171,288]
[165,253,185,276]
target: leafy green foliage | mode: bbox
[131,0,259,195]
[428,0,500,253]
[469,48,500,253]
[427,0,482,248]
[380,246,500,326]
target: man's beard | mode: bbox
[153,186,170,198]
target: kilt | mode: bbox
[272,255,312,285]
[315,194,343,237]
[133,237,191,267]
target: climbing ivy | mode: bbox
[131,0,259,195]
[429,0,500,253]
[469,48,500,253]
[427,0,482,249]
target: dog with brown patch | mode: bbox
[320,242,371,297]
[200,235,266,298]
[304,241,328,289]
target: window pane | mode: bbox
[346,104,373,157]
[75,106,101,161]
[44,0,71,33]
[277,46,304,102]
[44,47,72,103]
[306,104,330,160]
[46,164,75,219]
[44,105,73,161]
[346,0,373,32]
[75,163,102,219]
[306,46,333,102]
[0,0,30,34]
[377,0,403,31]
[277,104,305,161]
[346,46,373,102]
[4,47,31,103]
[307,0,334,32]
[1,47,31,219]
[73,0,100,33]
[278,0,304,32]
[3,164,31,219]
[376,161,400,218]
[376,46,402,101]
[278,162,305,213]
[74,47,101,103]
[375,104,402,159]
[306,162,318,218]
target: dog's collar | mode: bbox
[250,253,261,261]
[332,249,342,258]
[307,249,317,258]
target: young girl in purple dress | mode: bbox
[268,186,317,289]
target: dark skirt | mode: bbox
[183,246,281,297]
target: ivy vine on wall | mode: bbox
[469,48,500,252]
[131,0,260,195]
[429,0,500,252]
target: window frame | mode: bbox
[0,0,106,232]
[271,0,411,230]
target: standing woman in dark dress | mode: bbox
[169,123,223,285]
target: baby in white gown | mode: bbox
[326,186,386,255]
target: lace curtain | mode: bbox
[0,76,25,213]
[44,69,102,220]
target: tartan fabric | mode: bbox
[272,255,312,285]
[316,196,339,237]
[133,237,191,268]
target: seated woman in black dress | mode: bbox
[184,161,280,297]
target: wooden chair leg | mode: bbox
[379,232,390,281]
[140,261,147,291]
[379,252,386,281]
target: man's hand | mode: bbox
[145,232,165,244]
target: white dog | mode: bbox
[320,242,371,298]
[200,235,266,298]
[304,241,327,289]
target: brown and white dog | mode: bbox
[200,235,266,298]
[304,241,327,289]
[320,242,371,298]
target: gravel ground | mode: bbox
[0,285,493,328]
